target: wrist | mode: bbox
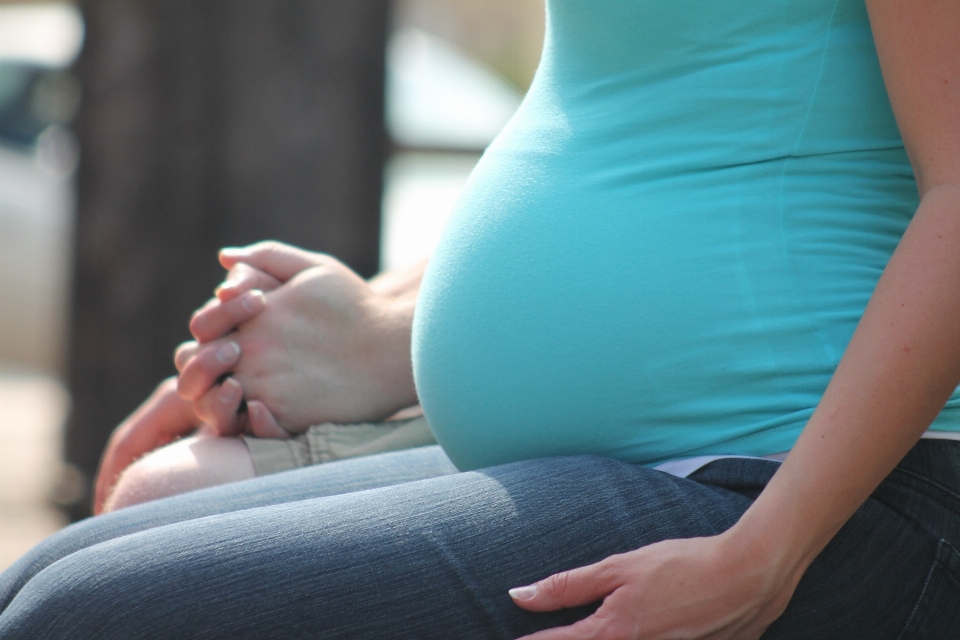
[367,259,427,299]
[375,295,419,410]
[718,505,817,593]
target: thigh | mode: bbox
[0,455,754,639]
[769,441,960,640]
[0,445,458,612]
[3,453,952,639]
[691,448,960,640]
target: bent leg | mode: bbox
[105,415,437,512]
[0,445,458,611]
[104,436,256,512]
[2,451,954,639]
[2,456,747,639]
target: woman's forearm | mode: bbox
[729,184,960,580]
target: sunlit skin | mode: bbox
[94,245,425,514]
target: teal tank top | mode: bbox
[412,0,960,471]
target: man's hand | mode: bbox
[170,242,318,435]
[175,243,420,434]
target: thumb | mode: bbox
[509,559,622,612]
[219,241,324,282]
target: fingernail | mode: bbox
[508,585,537,601]
[219,380,238,404]
[241,290,266,312]
[220,247,244,257]
[216,341,241,364]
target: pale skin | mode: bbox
[95,245,424,513]
[95,0,958,636]
[177,244,421,432]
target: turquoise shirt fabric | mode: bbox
[412,0,960,472]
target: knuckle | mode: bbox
[595,558,621,582]
[229,296,253,319]
[195,394,218,422]
[582,616,622,640]
[175,339,196,352]
[543,571,572,600]
[174,355,187,374]
[189,314,210,338]
[198,347,224,372]
[259,240,282,256]
[229,263,250,278]
[261,273,281,289]
[569,616,603,640]
[182,353,222,393]
[177,378,198,400]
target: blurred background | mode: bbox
[0,0,543,570]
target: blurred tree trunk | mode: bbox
[58,0,388,520]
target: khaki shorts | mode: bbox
[241,415,437,476]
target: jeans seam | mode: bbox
[887,466,960,510]
[894,546,940,640]
[894,539,960,640]
[934,538,960,583]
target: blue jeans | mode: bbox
[1,442,958,639]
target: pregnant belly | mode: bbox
[412,151,834,471]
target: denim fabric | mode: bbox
[0,445,459,613]
[0,441,957,639]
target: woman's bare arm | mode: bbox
[512,2,960,638]
[731,0,960,588]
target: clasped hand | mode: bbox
[174,241,418,437]
[93,241,418,513]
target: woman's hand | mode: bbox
[512,532,801,640]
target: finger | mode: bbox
[187,296,221,325]
[174,340,200,373]
[216,263,282,302]
[195,423,217,438]
[176,339,241,401]
[510,559,623,613]
[93,378,201,514]
[219,240,325,282]
[189,289,266,342]
[247,400,292,439]
[193,377,245,436]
